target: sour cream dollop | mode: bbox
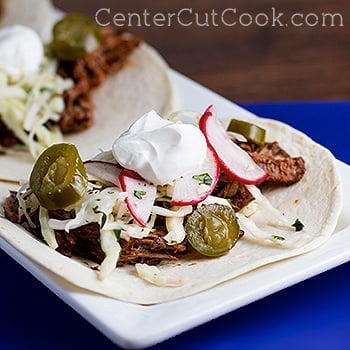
[112,110,208,185]
[0,25,44,78]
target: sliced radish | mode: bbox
[199,105,267,184]
[171,147,220,206]
[84,160,122,186]
[119,169,157,227]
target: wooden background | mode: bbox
[52,0,349,103]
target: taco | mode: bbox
[1,106,342,304]
[0,7,176,166]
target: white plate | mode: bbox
[0,71,349,349]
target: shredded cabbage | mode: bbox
[237,185,300,247]
[164,216,186,245]
[236,212,303,248]
[58,187,122,232]
[135,263,183,287]
[39,207,58,250]
[244,185,292,228]
[99,229,121,280]
[151,204,192,217]
[0,57,73,157]
[199,195,231,207]
[16,182,39,228]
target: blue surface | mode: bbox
[242,101,350,164]
[0,102,349,350]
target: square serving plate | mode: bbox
[0,71,349,349]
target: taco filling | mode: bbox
[4,106,308,285]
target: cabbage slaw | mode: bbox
[0,57,73,157]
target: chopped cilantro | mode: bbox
[292,218,304,232]
[156,200,171,209]
[92,206,107,228]
[192,173,212,186]
[113,228,121,239]
[272,235,285,241]
[134,190,147,200]
[39,86,51,93]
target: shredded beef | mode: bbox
[55,223,105,264]
[213,173,255,211]
[240,141,306,185]
[213,141,306,210]
[57,27,141,133]
[3,191,19,223]
[0,117,18,147]
[4,192,188,267]
[118,229,187,266]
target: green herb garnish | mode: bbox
[292,218,304,231]
[113,228,121,239]
[92,205,107,228]
[39,86,52,93]
[272,235,285,241]
[156,200,171,209]
[192,173,212,186]
[134,190,147,200]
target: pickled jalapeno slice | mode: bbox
[29,143,88,210]
[185,203,240,257]
[227,119,266,146]
[51,14,103,60]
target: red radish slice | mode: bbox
[171,147,220,206]
[119,169,157,227]
[84,160,122,186]
[199,105,267,185]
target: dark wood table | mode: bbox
[53,0,350,103]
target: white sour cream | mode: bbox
[0,25,44,78]
[112,110,208,185]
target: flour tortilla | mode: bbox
[0,116,343,304]
[65,42,178,160]
[0,0,56,43]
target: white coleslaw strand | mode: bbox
[244,185,293,228]
[135,263,183,287]
[165,216,187,245]
[0,57,73,157]
[55,187,122,232]
[151,204,192,217]
[99,229,121,280]
[237,212,307,248]
[16,182,39,228]
[39,206,58,250]
[236,185,301,247]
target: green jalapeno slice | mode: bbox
[227,119,266,146]
[29,143,88,210]
[185,203,240,257]
[51,14,103,60]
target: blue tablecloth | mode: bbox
[0,102,349,350]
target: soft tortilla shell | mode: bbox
[65,43,178,160]
[0,116,343,304]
